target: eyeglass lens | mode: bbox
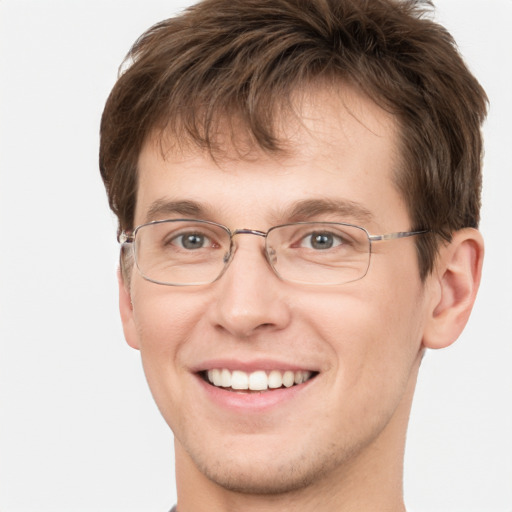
[132,220,371,286]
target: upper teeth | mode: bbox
[206,369,313,391]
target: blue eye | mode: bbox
[173,232,211,250]
[300,231,343,250]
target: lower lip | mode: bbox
[195,374,316,412]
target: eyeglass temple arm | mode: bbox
[369,229,428,242]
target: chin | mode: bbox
[182,436,356,497]
[198,458,320,495]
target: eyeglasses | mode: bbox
[120,219,428,286]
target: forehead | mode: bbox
[149,83,397,162]
[135,85,406,230]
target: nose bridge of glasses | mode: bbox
[231,228,271,254]
[231,228,268,239]
[225,228,273,268]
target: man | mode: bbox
[99,0,487,510]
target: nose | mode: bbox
[207,236,292,339]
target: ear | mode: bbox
[118,268,140,350]
[423,228,484,349]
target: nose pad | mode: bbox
[211,247,236,284]
[266,246,277,266]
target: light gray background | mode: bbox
[0,1,511,511]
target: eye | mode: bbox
[300,231,343,250]
[172,232,212,250]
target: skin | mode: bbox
[119,86,484,512]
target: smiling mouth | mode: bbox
[201,369,317,392]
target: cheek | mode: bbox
[129,286,213,427]
[301,270,426,391]
[130,285,207,378]
[132,283,206,345]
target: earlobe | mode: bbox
[423,228,484,350]
[118,268,140,350]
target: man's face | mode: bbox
[122,86,432,494]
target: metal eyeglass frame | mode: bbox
[119,219,429,286]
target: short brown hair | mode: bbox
[99,0,488,278]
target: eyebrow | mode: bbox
[143,197,374,226]
[286,198,374,225]
[143,199,207,223]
